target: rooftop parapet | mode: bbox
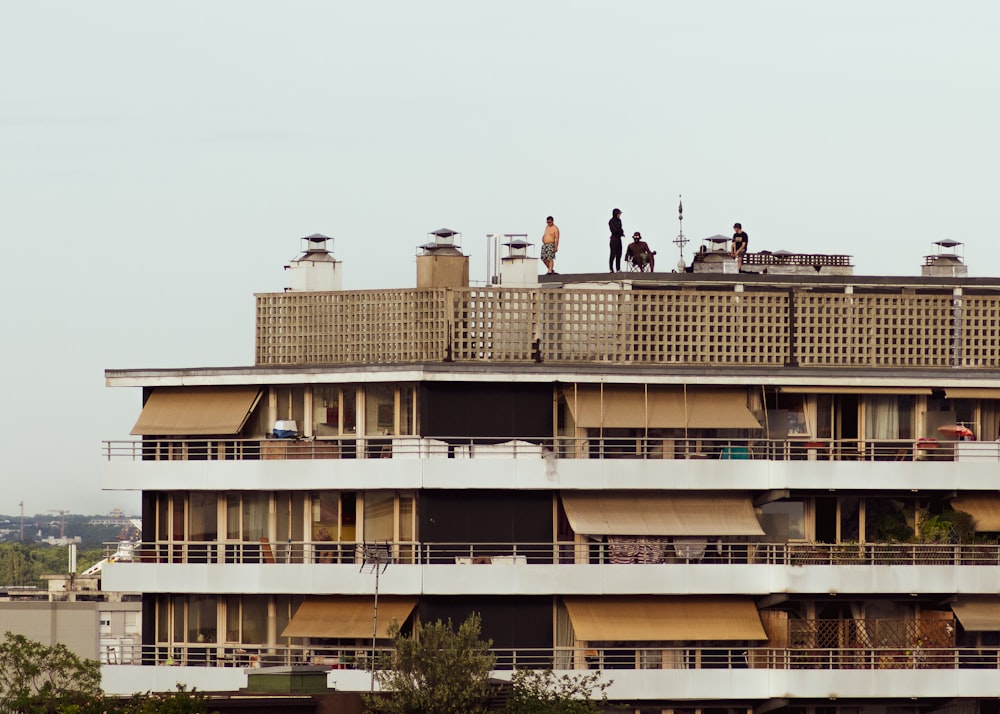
[254,282,1000,369]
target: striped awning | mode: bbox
[950,495,1000,531]
[945,388,1000,400]
[564,597,767,641]
[563,387,761,430]
[281,597,417,639]
[952,598,1000,631]
[779,386,932,395]
[560,492,764,536]
[130,387,262,436]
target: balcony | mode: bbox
[98,643,1000,699]
[100,642,1000,671]
[100,436,1000,494]
[102,540,1000,568]
[102,435,1000,463]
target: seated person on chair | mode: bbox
[625,232,656,270]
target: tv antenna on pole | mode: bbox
[673,195,689,272]
[360,542,392,692]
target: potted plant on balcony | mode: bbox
[831,540,865,564]
[916,509,974,564]
[869,506,914,565]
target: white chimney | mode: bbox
[922,239,967,278]
[285,233,342,291]
[498,234,538,287]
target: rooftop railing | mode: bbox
[254,287,1000,368]
[743,253,853,268]
[102,436,998,462]
[101,540,1000,567]
[101,642,1000,672]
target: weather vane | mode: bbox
[672,195,688,271]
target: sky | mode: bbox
[1,1,998,516]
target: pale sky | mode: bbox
[1,1,998,516]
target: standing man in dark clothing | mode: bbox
[608,208,624,273]
[731,222,749,271]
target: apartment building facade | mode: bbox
[101,234,1000,714]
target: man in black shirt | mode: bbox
[608,208,624,272]
[626,232,655,271]
[731,222,749,271]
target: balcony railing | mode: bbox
[101,643,1000,671]
[101,540,1000,567]
[101,436,1000,462]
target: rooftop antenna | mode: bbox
[673,195,689,271]
[360,541,392,692]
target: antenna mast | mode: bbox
[360,541,392,692]
[673,195,689,271]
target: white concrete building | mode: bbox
[100,235,1000,714]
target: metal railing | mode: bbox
[101,540,1000,567]
[101,643,1000,671]
[102,435,994,462]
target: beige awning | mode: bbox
[561,492,764,536]
[945,388,1000,400]
[281,597,417,639]
[563,387,760,430]
[130,387,262,436]
[951,598,1000,631]
[564,597,767,641]
[779,386,932,395]
[950,495,1000,531]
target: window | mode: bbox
[864,396,915,440]
[366,385,396,435]
[224,595,269,645]
[313,386,358,436]
[187,595,217,643]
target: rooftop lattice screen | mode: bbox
[255,287,992,368]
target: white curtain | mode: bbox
[242,493,269,541]
[802,397,817,438]
[865,397,899,440]
[554,602,574,669]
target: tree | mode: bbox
[0,631,102,713]
[364,612,497,714]
[504,669,611,714]
[0,633,217,714]
[112,684,218,714]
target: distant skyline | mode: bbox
[1,1,998,515]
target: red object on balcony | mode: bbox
[937,424,974,439]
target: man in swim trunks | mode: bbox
[541,216,560,274]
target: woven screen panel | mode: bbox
[961,295,1000,368]
[256,289,449,365]
[256,287,996,368]
[795,293,953,367]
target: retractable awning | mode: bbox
[281,597,417,639]
[564,597,767,641]
[130,387,262,436]
[949,495,1000,531]
[779,387,932,395]
[951,598,1000,631]
[560,492,764,536]
[945,388,1000,399]
[563,387,760,430]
